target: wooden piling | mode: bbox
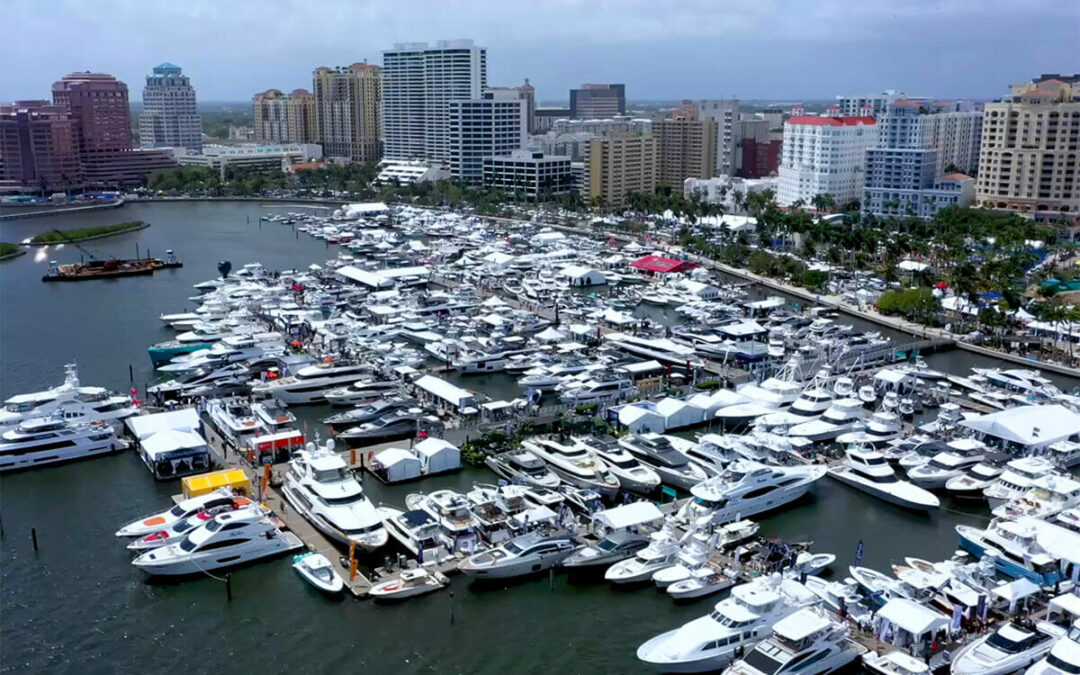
[226,573,233,601]
[31,527,38,552]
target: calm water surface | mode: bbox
[0,202,1073,675]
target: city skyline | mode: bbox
[1,0,1077,104]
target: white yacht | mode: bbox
[951,621,1066,675]
[1026,620,1080,675]
[984,457,1062,510]
[606,527,682,584]
[945,459,1005,500]
[828,446,940,511]
[405,489,482,555]
[558,372,636,405]
[131,507,302,577]
[637,575,820,673]
[484,449,562,489]
[758,378,835,429]
[906,439,987,489]
[518,358,595,392]
[561,530,652,571]
[322,379,402,407]
[715,372,804,429]
[207,397,262,448]
[458,532,579,579]
[251,361,372,404]
[0,418,126,472]
[116,487,243,538]
[957,520,1062,586]
[786,398,866,443]
[679,461,826,526]
[156,333,283,373]
[992,474,1080,521]
[522,438,621,499]
[836,402,902,447]
[0,363,136,432]
[376,505,453,564]
[573,436,662,493]
[126,496,257,551]
[725,607,862,675]
[281,440,387,551]
[618,434,711,490]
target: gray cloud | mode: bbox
[1,0,1076,103]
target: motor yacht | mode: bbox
[974,367,1060,399]
[250,361,372,405]
[484,449,562,489]
[679,460,826,526]
[207,397,262,448]
[521,438,620,499]
[322,379,403,407]
[573,436,662,493]
[957,520,1062,586]
[458,532,579,579]
[0,417,127,472]
[666,563,739,601]
[951,621,1066,675]
[637,575,820,673]
[945,458,1005,500]
[375,505,453,564]
[116,487,243,538]
[828,446,940,511]
[725,607,863,675]
[281,440,387,551]
[618,433,711,491]
[558,372,637,405]
[156,333,283,374]
[992,474,1080,520]
[561,530,652,571]
[1026,620,1080,675]
[518,358,595,392]
[786,398,866,443]
[405,489,482,555]
[605,527,683,584]
[862,650,932,675]
[714,359,805,428]
[126,496,256,551]
[984,457,1063,510]
[0,363,136,432]
[653,529,716,589]
[322,398,414,427]
[757,377,835,429]
[131,507,302,577]
[836,402,902,447]
[336,411,421,447]
[802,576,873,624]
[906,439,987,489]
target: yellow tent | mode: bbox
[181,468,252,499]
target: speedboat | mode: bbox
[116,487,243,538]
[574,435,662,493]
[951,621,1066,675]
[561,530,651,571]
[637,575,819,673]
[1026,620,1080,675]
[336,411,421,447]
[666,565,738,601]
[945,458,1005,500]
[458,532,579,579]
[375,505,453,564]
[281,440,387,551]
[126,496,255,551]
[605,528,682,584]
[369,567,448,601]
[618,434,711,490]
[484,449,562,489]
[725,607,862,675]
[0,417,127,472]
[679,460,826,526]
[131,507,302,577]
[522,438,620,499]
[862,651,931,675]
[250,361,371,404]
[792,552,836,577]
[827,446,940,511]
[907,439,987,489]
[292,552,345,596]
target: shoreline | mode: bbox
[0,248,27,261]
[0,198,124,221]
[23,222,150,246]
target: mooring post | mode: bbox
[449,590,454,625]
[31,527,38,552]
[226,573,233,601]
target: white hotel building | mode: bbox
[777,115,878,207]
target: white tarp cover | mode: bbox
[877,598,950,636]
[593,502,664,530]
[991,577,1041,602]
[961,405,1080,447]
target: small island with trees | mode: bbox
[27,221,148,245]
[0,242,25,261]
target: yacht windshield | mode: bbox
[606,456,638,469]
[504,540,525,555]
[743,642,789,675]
[178,537,198,552]
[596,538,619,552]
[1047,653,1080,674]
[169,505,188,517]
[204,519,224,533]
[315,467,348,482]
[986,626,1031,654]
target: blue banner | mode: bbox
[854,540,865,567]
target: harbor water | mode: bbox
[1,201,1075,674]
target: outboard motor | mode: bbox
[218,260,232,279]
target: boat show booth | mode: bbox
[126,409,212,480]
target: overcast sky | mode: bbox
[2,0,1077,104]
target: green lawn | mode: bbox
[30,221,146,244]
[0,242,19,257]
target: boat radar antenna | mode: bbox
[64,362,80,387]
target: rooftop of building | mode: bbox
[941,173,974,181]
[786,116,876,126]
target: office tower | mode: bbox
[586,135,658,207]
[312,63,381,162]
[777,113,877,206]
[0,101,83,191]
[446,89,526,183]
[382,40,486,162]
[570,84,626,119]
[487,79,535,134]
[976,74,1080,219]
[693,100,740,176]
[139,63,202,152]
[482,150,573,199]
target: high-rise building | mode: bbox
[834,90,930,118]
[488,80,536,134]
[692,100,740,176]
[49,72,176,188]
[863,101,975,219]
[652,111,717,190]
[446,89,526,184]
[286,89,316,144]
[382,40,486,163]
[51,73,131,156]
[918,104,984,176]
[777,115,877,206]
[0,101,83,192]
[139,63,202,152]
[482,150,573,199]
[312,64,381,162]
[976,74,1080,220]
[736,116,782,179]
[586,134,657,208]
[570,84,625,119]
[252,89,289,142]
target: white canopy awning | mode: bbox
[593,502,664,530]
[877,598,949,637]
[992,577,1041,602]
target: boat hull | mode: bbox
[828,467,939,511]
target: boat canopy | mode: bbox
[991,577,1041,603]
[182,468,251,499]
[593,501,664,531]
[876,598,949,637]
[961,405,1080,448]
